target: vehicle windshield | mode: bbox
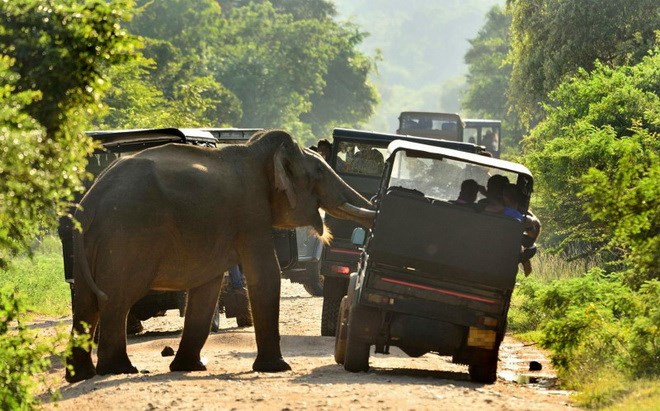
[387,149,519,203]
[335,141,388,177]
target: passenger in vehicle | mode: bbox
[482,131,499,155]
[451,179,480,206]
[348,147,384,175]
[520,211,541,276]
[317,139,332,162]
[477,174,509,212]
[502,183,524,220]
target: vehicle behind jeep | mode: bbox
[397,111,502,158]
[320,128,487,336]
[334,139,534,383]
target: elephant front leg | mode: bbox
[241,246,291,372]
[170,276,222,372]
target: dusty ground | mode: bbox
[37,281,576,410]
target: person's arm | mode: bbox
[523,210,541,241]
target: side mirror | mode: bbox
[351,227,366,246]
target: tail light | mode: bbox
[331,265,351,275]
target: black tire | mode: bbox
[302,262,324,296]
[334,296,349,364]
[468,358,498,384]
[321,276,347,336]
[343,304,370,372]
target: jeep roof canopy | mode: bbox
[387,139,530,176]
[385,139,533,207]
[86,127,218,149]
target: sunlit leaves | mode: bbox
[524,51,659,283]
[0,0,137,266]
[507,0,659,124]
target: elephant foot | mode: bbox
[65,361,96,383]
[169,356,207,372]
[65,347,97,383]
[96,361,138,376]
[252,356,291,372]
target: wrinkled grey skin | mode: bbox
[65,130,373,383]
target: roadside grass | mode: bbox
[577,376,660,410]
[0,235,70,317]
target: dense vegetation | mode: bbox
[464,0,659,405]
[0,0,658,407]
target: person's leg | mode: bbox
[228,265,246,289]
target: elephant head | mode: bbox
[249,129,375,238]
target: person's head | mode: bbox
[458,179,479,204]
[486,174,509,202]
[317,139,331,160]
[503,183,521,208]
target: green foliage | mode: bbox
[120,0,378,142]
[0,0,139,267]
[212,1,378,141]
[462,5,526,151]
[511,272,659,388]
[0,286,90,410]
[0,0,139,134]
[508,0,659,123]
[524,52,659,282]
[579,126,659,287]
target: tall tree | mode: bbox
[212,1,377,142]
[0,0,138,266]
[524,51,659,284]
[124,0,377,141]
[508,0,659,124]
[462,5,525,152]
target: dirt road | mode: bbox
[39,282,575,410]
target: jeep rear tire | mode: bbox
[468,357,498,384]
[321,276,347,336]
[302,262,324,296]
[334,296,349,364]
[343,303,370,372]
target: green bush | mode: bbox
[0,286,90,410]
[510,271,659,389]
[1,286,58,409]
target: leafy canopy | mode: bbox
[524,51,659,285]
[462,5,525,152]
[507,0,659,123]
[0,0,138,267]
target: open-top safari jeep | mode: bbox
[334,139,534,383]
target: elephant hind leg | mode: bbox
[66,285,99,383]
[95,308,138,376]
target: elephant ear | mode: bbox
[274,142,297,209]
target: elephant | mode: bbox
[65,129,375,383]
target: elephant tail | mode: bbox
[73,226,109,302]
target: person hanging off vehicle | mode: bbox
[456,175,541,276]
